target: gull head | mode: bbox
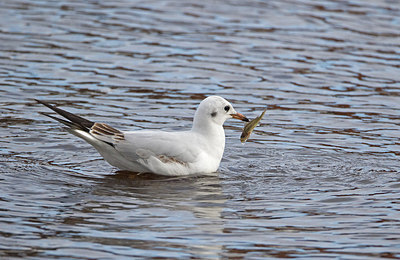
[193,96,249,129]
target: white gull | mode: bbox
[36,96,249,176]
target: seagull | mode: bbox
[36,96,249,176]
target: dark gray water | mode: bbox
[1,0,400,258]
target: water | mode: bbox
[1,0,400,258]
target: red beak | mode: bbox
[231,112,249,122]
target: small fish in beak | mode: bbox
[240,108,267,143]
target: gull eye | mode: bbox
[224,105,230,112]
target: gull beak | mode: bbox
[231,112,250,122]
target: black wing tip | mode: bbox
[35,99,50,107]
[36,99,95,131]
[35,99,61,112]
[39,112,75,127]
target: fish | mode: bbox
[240,107,267,143]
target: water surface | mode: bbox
[1,0,400,258]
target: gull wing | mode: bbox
[36,99,123,147]
[115,131,201,166]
